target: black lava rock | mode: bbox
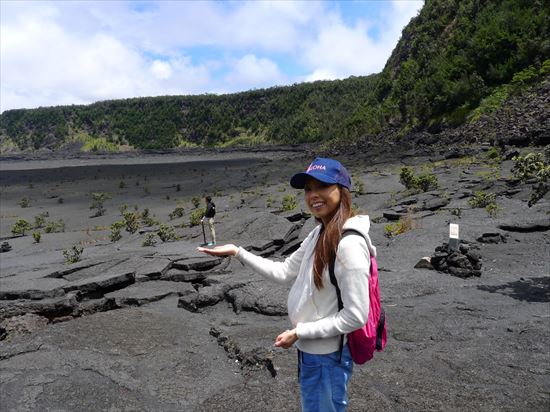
[431,241,482,278]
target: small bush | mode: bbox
[110,221,124,242]
[32,231,41,243]
[399,167,415,189]
[169,206,185,220]
[512,152,548,182]
[90,192,111,217]
[281,194,297,211]
[123,212,140,234]
[485,202,500,218]
[384,213,417,238]
[118,204,128,215]
[486,147,501,161]
[191,196,201,209]
[63,244,83,264]
[34,212,49,228]
[44,219,65,233]
[414,172,439,192]
[11,219,32,236]
[141,208,158,226]
[157,224,179,242]
[142,232,157,247]
[354,180,365,197]
[176,184,181,192]
[468,191,496,208]
[189,208,205,226]
[399,167,438,192]
[19,197,30,208]
[57,198,64,204]
[119,181,126,189]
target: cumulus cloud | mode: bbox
[0,5,212,111]
[0,0,423,111]
[302,1,423,81]
[223,54,286,91]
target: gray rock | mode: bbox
[104,281,195,307]
[414,257,434,270]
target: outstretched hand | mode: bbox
[197,244,239,256]
[274,328,298,349]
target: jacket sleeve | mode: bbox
[235,228,318,284]
[295,235,370,339]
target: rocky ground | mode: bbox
[0,146,548,411]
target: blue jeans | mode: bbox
[298,344,353,412]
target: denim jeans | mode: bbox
[299,344,353,412]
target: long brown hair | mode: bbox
[313,186,355,289]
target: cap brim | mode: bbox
[290,171,338,189]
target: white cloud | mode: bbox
[151,60,173,80]
[302,1,423,81]
[0,7,213,111]
[224,54,285,91]
[0,1,424,111]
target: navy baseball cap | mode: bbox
[290,157,352,190]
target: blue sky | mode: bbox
[0,1,423,112]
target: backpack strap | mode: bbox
[328,229,366,361]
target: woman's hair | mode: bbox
[313,185,355,289]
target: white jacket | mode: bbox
[235,215,376,354]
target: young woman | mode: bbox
[198,157,376,412]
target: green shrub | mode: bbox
[11,219,32,236]
[63,244,83,264]
[354,180,365,196]
[486,147,501,162]
[399,167,415,189]
[414,172,439,192]
[19,197,30,208]
[191,196,201,209]
[189,208,205,226]
[485,202,500,218]
[119,181,126,189]
[33,212,49,228]
[512,152,547,182]
[44,219,65,233]
[140,208,158,226]
[90,192,111,217]
[157,224,179,242]
[399,167,438,192]
[142,233,157,247]
[110,221,124,242]
[123,211,140,234]
[384,213,417,238]
[169,206,185,220]
[281,194,297,211]
[468,191,496,208]
[118,204,128,215]
[32,231,41,243]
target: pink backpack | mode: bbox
[329,229,387,364]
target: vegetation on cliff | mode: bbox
[1,0,548,152]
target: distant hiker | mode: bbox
[198,158,377,411]
[201,195,216,246]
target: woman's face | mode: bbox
[304,177,341,224]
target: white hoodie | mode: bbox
[235,215,376,354]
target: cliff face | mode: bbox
[1,0,549,153]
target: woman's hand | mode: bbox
[197,244,239,256]
[274,328,298,349]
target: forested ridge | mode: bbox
[1,0,548,152]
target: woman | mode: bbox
[198,157,376,412]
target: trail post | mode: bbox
[449,223,459,250]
